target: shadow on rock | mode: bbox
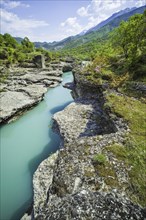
[18,101,73,218]
[73,96,117,138]
[49,100,73,115]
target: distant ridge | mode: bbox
[84,7,137,34]
[14,5,146,50]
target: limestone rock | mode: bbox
[33,55,46,69]
[21,214,31,220]
[26,67,145,219]
[36,190,145,220]
[0,61,72,124]
[33,151,59,218]
[0,91,34,122]
[16,84,48,99]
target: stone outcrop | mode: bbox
[33,55,46,69]
[34,190,144,220]
[28,67,145,220]
[62,64,72,72]
[0,61,73,124]
[33,152,59,217]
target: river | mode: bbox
[0,72,73,220]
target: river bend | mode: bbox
[0,72,73,220]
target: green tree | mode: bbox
[0,34,4,47]
[3,33,18,48]
[111,12,145,61]
[21,37,34,52]
[139,10,146,53]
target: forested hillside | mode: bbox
[63,10,146,85]
[1,8,146,86]
[32,5,146,51]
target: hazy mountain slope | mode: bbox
[14,37,23,44]
[85,7,136,34]
[14,5,146,50]
[62,5,146,50]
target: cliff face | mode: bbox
[24,69,145,220]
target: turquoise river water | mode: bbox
[0,72,73,220]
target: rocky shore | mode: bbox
[22,67,145,220]
[0,60,73,124]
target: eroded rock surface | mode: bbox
[30,69,145,220]
[0,91,35,122]
[33,152,59,217]
[0,61,73,123]
[36,190,144,220]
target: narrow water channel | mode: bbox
[0,72,73,220]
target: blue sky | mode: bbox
[0,0,146,42]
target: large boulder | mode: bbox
[33,55,46,68]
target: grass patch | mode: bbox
[93,156,119,188]
[106,144,127,160]
[105,92,146,206]
[118,81,146,99]
[93,153,107,165]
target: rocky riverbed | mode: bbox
[21,67,145,220]
[0,61,73,124]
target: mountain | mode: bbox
[85,7,137,34]
[59,5,146,50]
[14,5,146,51]
[15,37,23,44]
[34,41,57,49]
[34,35,79,50]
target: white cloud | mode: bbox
[77,6,90,17]
[0,0,30,9]
[60,17,83,35]
[1,0,145,42]
[77,0,146,31]
[61,17,78,27]
[60,0,146,37]
[1,9,49,39]
[89,0,145,14]
[135,0,146,7]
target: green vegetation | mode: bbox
[104,92,146,206]
[0,33,52,67]
[93,153,107,165]
[0,33,62,83]
[73,10,146,206]
[92,152,121,189]
[39,6,145,53]
[74,11,146,88]
[111,13,146,61]
[93,153,119,189]
[0,5,145,208]
[0,33,66,66]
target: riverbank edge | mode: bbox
[21,66,146,219]
[0,61,73,124]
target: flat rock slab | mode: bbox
[20,74,62,83]
[0,91,35,122]
[53,102,90,141]
[16,84,47,99]
[20,73,49,82]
